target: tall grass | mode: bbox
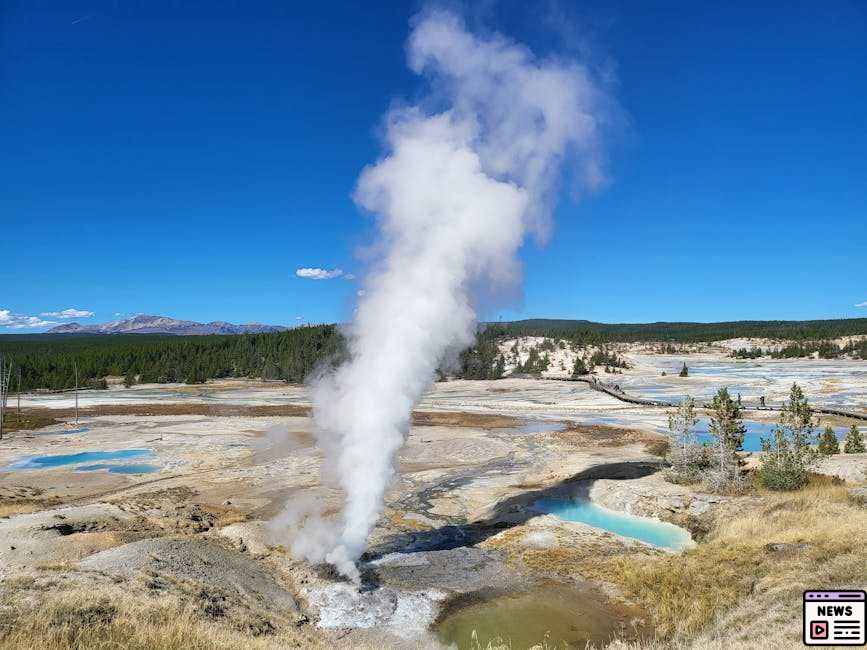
[590,480,867,645]
[0,586,319,650]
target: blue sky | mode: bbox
[2,1,865,331]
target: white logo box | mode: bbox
[803,590,866,646]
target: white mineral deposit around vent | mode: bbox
[307,582,445,638]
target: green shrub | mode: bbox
[571,357,588,377]
[757,442,810,490]
[817,426,840,456]
[844,425,865,454]
[757,383,817,491]
[664,396,710,484]
[705,387,747,492]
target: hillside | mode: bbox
[3,317,865,391]
[0,326,343,391]
[485,318,867,343]
[48,314,287,336]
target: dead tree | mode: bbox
[73,361,79,425]
[0,356,12,440]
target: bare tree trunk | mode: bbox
[0,356,4,441]
[74,362,79,425]
[0,356,9,441]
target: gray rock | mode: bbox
[368,546,526,594]
[688,499,712,516]
[0,504,135,574]
[764,542,812,555]
[80,537,297,612]
[660,496,685,511]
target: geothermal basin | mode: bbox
[0,353,864,648]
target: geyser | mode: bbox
[275,8,618,582]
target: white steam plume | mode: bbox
[278,9,617,582]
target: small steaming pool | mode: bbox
[3,449,157,473]
[534,497,692,550]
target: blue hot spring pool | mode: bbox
[50,426,91,435]
[77,463,160,474]
[692,419,853,452]
[3,449,155,472]
[535,497,692,550]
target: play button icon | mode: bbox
[811,621,830,640]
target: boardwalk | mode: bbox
[569,376,867,422]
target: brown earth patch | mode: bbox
[20,404,312,421]
[410,410,521,429]
[556,423,667,450]
[0,412,61,434]
[484,525,659,581]
[9,404,521,432]
[0,485,65,518]
[0,500,61,518]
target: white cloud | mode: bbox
[0,309,56,329]
[856,301,867,308]
[296,267,345,280]
[41,308,94,319]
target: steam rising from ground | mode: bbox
[273,9,617,582]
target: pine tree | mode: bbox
[757,383,818,491]
[571,357,588,377]
[665,396,708,484]
[493,355,505,379]
[844,425,866,454]
[706,387,746,492]
[817,426,840,456]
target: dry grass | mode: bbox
[643,439,671,458]
[583,479,867,646]
[0,500,53,517]
[0,583,322,650]
[0,486,61,517]
[0,580,461,650]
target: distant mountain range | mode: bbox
[48,314,288,336]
